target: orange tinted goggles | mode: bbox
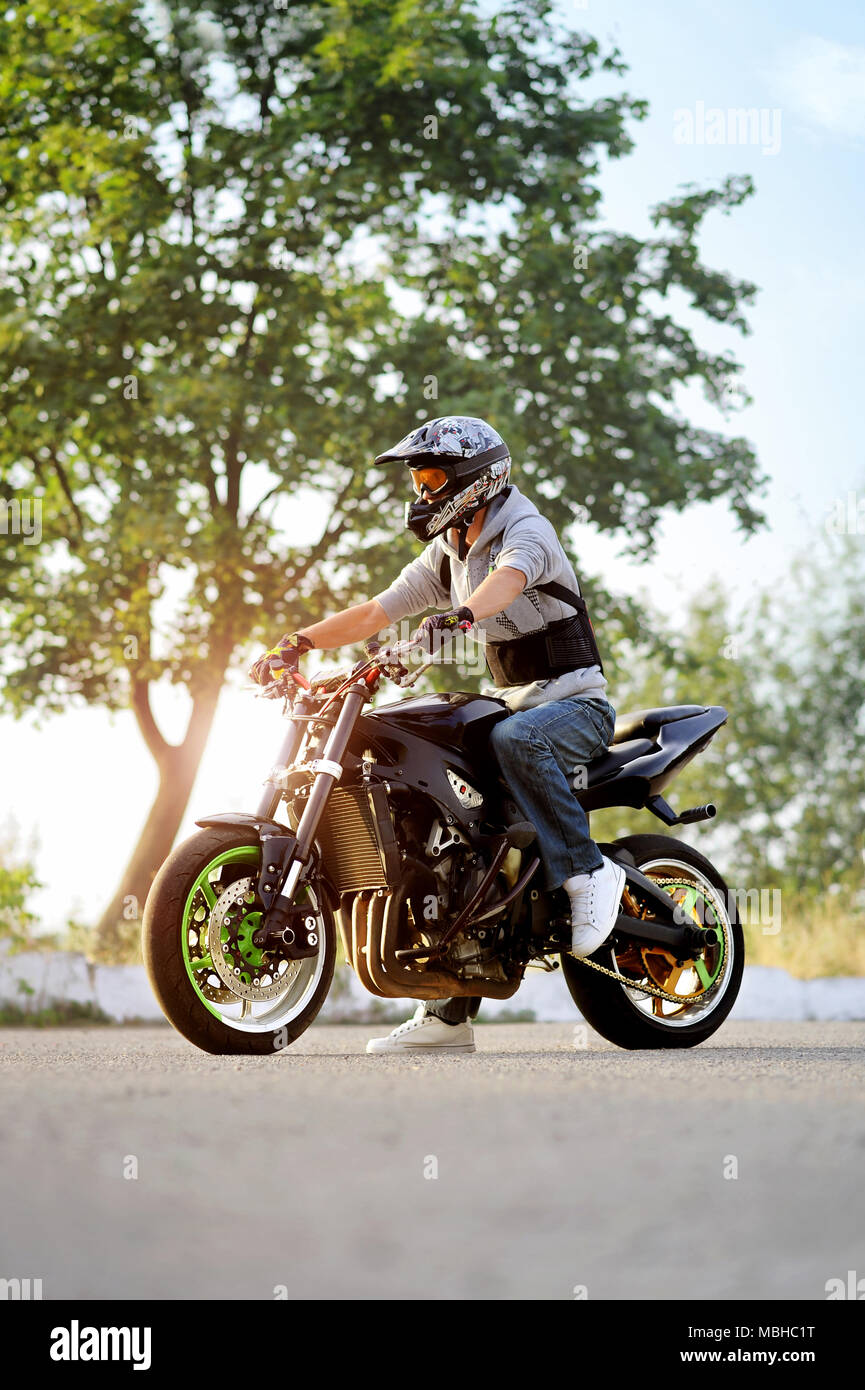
[409,465,449,495]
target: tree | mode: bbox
[594,537,865,900]
[0,0,764,953]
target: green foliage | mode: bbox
[0,0,763,723]
[0,822,43,951]
[593,537,865,905]
[62,915,143,965]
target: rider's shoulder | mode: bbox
[498,487,558,542]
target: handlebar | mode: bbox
[254,621,474,703]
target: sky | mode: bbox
[3,0,865,929]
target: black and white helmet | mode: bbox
[374,415,511,543]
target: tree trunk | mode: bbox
[94,679,224,960]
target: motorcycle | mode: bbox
[143,632,743,1054]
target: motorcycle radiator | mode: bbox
[314,784,398,894]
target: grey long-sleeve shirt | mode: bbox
[373,485,609,712]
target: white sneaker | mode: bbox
[564,856,626,959]
[366,1004,476,1054]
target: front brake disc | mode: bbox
[207,876,299,1001]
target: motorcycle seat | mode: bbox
[610,705,706,747]
[586,737,656,785]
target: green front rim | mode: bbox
[179,844,326,1035]
[182,846,261,1018]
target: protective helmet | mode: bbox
[374,415,511,544]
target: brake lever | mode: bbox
[400,660,434,688]
[254,673,307,702]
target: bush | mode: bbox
[0,822,43,953]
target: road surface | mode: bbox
[1,1022,863,1300]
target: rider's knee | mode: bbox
[489,719,515,759]
[490,715,535,762]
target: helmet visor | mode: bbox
[409,464,450,496]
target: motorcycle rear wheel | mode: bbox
[560,834,744,1049]
[142,826,335,1054]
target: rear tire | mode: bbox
[142,827,335,1055]
[561,833,744,1049]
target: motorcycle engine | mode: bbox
[414,816,513,980]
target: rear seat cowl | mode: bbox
[611,705,707,747]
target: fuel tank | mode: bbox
[363,690,509,762]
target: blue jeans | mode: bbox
[425,696,615,1025]
[488,695,616,889]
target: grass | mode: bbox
[0,1000,113,1027]
[741,892,865,978]
[475,1008,537,1023]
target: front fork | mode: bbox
[197,684,368,956]
[255,684,367,948]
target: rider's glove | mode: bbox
[248,631,314,686]
[417,606,474,651]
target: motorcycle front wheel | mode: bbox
[560,834,744,1049]
[142,827,335,1054]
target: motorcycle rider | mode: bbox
[249,416,625,1053]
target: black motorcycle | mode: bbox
[143,634,743,1054]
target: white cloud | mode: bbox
[770,36,865,140]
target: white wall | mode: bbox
[1,945,864,1023]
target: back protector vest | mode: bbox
[438,554,603,688]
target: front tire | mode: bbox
[142,827,335,1054]
[561,833,744,1049]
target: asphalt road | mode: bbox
[1,1021,863,1301]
